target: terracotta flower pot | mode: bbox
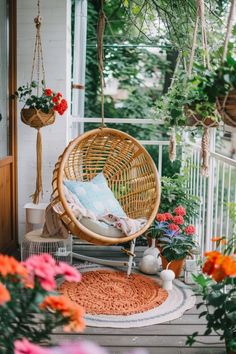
[160,256,185,278]
[21,108,55,129]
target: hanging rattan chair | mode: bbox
[51,127,160,246]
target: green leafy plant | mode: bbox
[159,173,200,222]
[201,54,236,102]
[155,68,220,128]
[15,81,68,115]
[0,253,84,354]
[187,205,236,353]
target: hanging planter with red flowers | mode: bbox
[14,0,68,204]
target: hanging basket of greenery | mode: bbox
[217,90,236,127]
[215,0,236,127]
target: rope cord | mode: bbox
[223,0,236,62]
[97,0,106,127]
[30,0,46,94]
[186,0,212,176]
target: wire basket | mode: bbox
[21,229,73,264]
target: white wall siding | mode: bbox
[17,0,71,242]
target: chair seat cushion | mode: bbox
[80,217,124,238]
[64,173,126,218]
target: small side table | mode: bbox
[21,229,73,264]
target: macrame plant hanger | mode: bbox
[168,53,182,162]
[187,0,213,176]
[30,0,46,204]
[216,0,236,127]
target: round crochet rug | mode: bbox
[60,269,168,316]
[59,265,196,328]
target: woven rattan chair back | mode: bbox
[51,128,160,245]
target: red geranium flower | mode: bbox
[174,205,186,216]
[56,92,62,98]
[172,215,184,225]
[185,225,196,235]
[164,212,173,221]
[44,88,53,96]
[156,213,167,222]
[52,96,59,103]
[168,224,180,232]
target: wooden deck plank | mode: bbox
[50,334,224,347]
[55,324,209,336]
[104,348,225,354]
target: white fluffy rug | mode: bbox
[72,264,196,328]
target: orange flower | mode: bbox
[203,251,236,282]
[0,283,10,305]
[40,295,85,332]
[0,255,28,278]
[211,237,227,245]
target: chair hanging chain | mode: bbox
[30,0,46,96]
[97,0,106,127]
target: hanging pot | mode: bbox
[184,105,219,127]
[161,256,185,278]
[217,90,236,127]
[21,108,55,129]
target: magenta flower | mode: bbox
[14,339,48,354]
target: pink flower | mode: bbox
[164,213,173,221]
[172,215,184,225]
[56,262,81,282]
[24,254,57,291]
[168,224,180,232]
[185,225,196,235]
[14,339,48,354]
[156,213,167,222]
[174,205,186,216]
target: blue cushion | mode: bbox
[64,173,126,218]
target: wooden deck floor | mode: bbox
[51,245,226,354]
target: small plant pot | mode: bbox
[21,108,55,129]
[24,202,48,225]
[184,105,219,127]
[217,90,236,127]
[160,256,185,278]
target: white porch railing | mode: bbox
[70,117,236,254]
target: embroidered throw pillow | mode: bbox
[64,173,126,218]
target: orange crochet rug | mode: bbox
[59,269,168,316]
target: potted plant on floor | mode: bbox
[152,205,199,277]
